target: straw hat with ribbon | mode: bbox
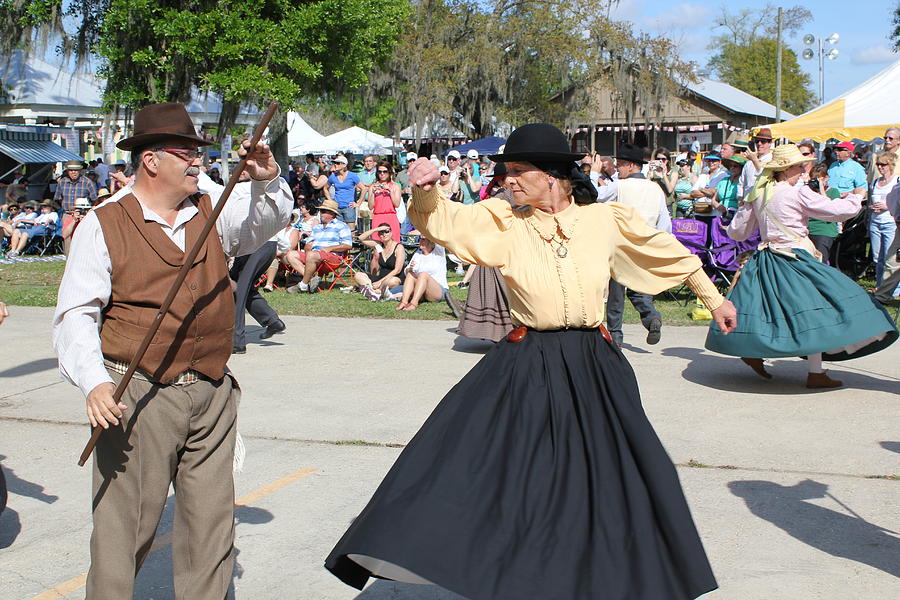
[744,144,816,203]
[317,198,341,215]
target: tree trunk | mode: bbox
[268,109,289,173]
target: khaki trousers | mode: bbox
[86,370,238,600]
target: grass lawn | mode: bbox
[1,258,892,326]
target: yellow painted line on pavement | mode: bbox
[30,467,317,600]
[29,574,87,600]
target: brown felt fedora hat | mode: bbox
[117,102,212,151]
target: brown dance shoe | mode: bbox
[740,357,772,379]
[806,371,843,389]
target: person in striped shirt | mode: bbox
[285,198,352,293]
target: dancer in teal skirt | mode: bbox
[706,144,898,388]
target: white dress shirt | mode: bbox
[593,174,672,233]
[52,170,293,397]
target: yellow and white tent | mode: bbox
[761,57,900,142]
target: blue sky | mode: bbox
[608,0,898,108]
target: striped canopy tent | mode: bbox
[760,58,900,142]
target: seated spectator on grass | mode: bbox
[285,198,351,293]
[355,224,405,301]
[3,201,36,244]
[396,236,448,311]
[1,202,22,243]
[292,201,321,247]
[61,197,95,254]
[7,201,58,256]
[262,209,302,292]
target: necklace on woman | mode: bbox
[526,216,574,258]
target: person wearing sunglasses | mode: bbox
[869,151,900,288]
[52,102,293,598]
[738,127,774,201]
[827,141,867,199]
[355,223,405,300]
[369,161,402,243]
[672,158,697,218]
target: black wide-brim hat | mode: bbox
[614,143,647,165]
[488,123,585,163]
[117,102,213,151]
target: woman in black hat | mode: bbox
[325,123,737,600]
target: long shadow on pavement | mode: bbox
[729,479,900,578]
[450,336,495,354]
[0,357,59,378]
[880,441,900,454]
[663,347,900,395]
[0,455,58,504]
[355,580,468,600]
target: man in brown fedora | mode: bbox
[54,159,97,210]
[52,102,292,599]
[738,127,774,200]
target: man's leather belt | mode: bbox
[104,358,202,386]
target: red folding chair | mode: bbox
[315,253,355,292]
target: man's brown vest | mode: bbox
[95,193,234,383]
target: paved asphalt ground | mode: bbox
[1,306,898,599]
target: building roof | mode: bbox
[0,50,261,121]
[0,128,82,164]
[0,51,103,108]
[687,78,794,120]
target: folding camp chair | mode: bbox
[670,218,712,304]
[316,253,355,292]
[706,216,761,291]
[23,211,64,256]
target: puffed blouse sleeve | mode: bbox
[407,185,513,268]
[607,203,724,310]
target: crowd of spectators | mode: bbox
[3,127,898,319]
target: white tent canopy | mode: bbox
[286,112,327,156]
[764,58,900,142]
[289,124,396,156]
[319,126,396,155]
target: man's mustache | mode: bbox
[184,166,201,177]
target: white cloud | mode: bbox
[606,0,641,22]
[645,2,711,31]
[851,44,896,66]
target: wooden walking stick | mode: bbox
[77,102,279,466]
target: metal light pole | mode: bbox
[802,33,840,105]
[775,8,783,122]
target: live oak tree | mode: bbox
[355,0,694,145]
[1,0,409,163]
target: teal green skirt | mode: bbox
[706,248,897,360]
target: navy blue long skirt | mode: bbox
[325,329,717,600]
[706,248,898,360]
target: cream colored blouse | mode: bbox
[409,186,724,330]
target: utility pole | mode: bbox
[775,7,783,123]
